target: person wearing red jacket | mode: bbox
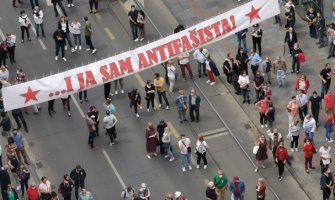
[275,142,288,181]
[295,74,310,94]
[303,138,315,173]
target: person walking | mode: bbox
[58,174,74,200]
[138,183,150,200]
[303,114,316,144]
[296,90,308,122]
[78,90,88,103]
[137,10,145,41]
[238,70,250,104]
[289,119,301,151]
[88,0,98,13]
[58,16,75,53]
[265,102,275,132]
[229,176,245,200]
[144,80,155,112]
[256,178,266,200]
[309,91,322,126]
[189,89,201,122]
[19,10,31,43]
[166,61,177,92]
[11,108,28,133]
[275,142,288,181]
[12,129,29,165]
[205,56,220,85]
[145,122,157,159]
[70,18,82,51]
[79,189,92,200]
[303,138,315,173]
[85,113,96,149]
[206,181,217,200]
[178,52,193,81]
[254,135,268,172]
[51,0,67,17]
[39,177,52,200]
[114,78,124,95]
[223,53,234,84]
[33,6,45,38]
[251,24,262,55]
[268,129,282,167]
[193,48,209,77]
[272,56,287,87]
[235,28,248,52]
[321,167,333,199]
[316,11,326,48]
[61,95,71,116]
[103,110,118,146]
[84,16,97,54]
[178,134,192,172]
[284,27,298,56]
[5,32,16,64]
[53,29,67,61]
[128,89,142,118]
[324,110,334,143]
[213,169,228,200]
[161,127,174,162]
[48,100,56,117]
[291,43,303,74]
[128,5,138,41]
[236,48,249,75]
[195,134,208,169]
[70,165,86,200]
[255,96,269,128]
[88,106,99,136]
[103,83,111,99]
[319,63,332,98]
[156,119,167,155]
[175,89,188,123]
[154,73,169,109]
[295,74,310,94]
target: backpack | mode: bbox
[197,142,206,154]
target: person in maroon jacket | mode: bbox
[128,89,142,118]
[275,142,288,181]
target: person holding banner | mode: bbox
[193,48,209,78]
[114,78,124,95]
[61,95,71,117]
[154,73,169,110]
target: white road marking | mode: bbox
[204,132,229,140]
[30,22,47,50]
[102,149,126,188]
[0,28,5,40]
[70,94,85,118]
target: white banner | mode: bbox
[2,0,280,111]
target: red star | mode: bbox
[245,5,261,23]
[20,86,40,104]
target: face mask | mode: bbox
[242,74,246,76]
[313,94,317,98]
[131,8,135,11]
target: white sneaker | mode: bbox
[330,139,334,143]
[92,49,97,54]
[74,45,78,50]
[139,106,143,109]
[260,125,264,128]
[196,165,199,169]
[79,45,82,50]
[295,148,298,152]
[206,80,211,83]
[189,165,192,170]
[291,148,294,152]
[65,45,68,50]
[169,157,174,162]
[71,3,74,6]
[140,37,144,41]
[182,167,186,172]
[210,82,215,85]
[136,113,139,118]
[265,124,268,128]
[164,155,169,158]
[115,90,118,95]
[166,106,169,110]
[121,90,124,94]
[134,38,139,42]
[68,4,71,7]
[109,142,114,146]
[16,185,21,190]
[86,48,91,51]
[71,48,76,53]
[159,104,162,108]
[147,109,150,112]
[62,57,67,61]
[147,155,151,159]
[204,165,207,169]
[266,129,271,133]
[55,56,58,60]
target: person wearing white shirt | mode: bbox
[303,114,316,144]
[103,110,118,146]
[19,10,31,43]
[33,6,45,37]
[296,90,308,121]
[319,143,331,173]
[196,134,208,169]
[178,134,192,172]
[0,65,11,87]
[166,61,176,92]
[39,177,52,199]
[238,70,250,104]
[193,48,209,77]
[178,52,193,80]
[70,18,82,50]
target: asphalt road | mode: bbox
[0,0,311,199]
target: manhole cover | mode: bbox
[36,161,43,169]
[244,124,251,129]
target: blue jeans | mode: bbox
[309,25,317,38]
[180,153,191,168]
[197,62,206,75]
[274,15,281,25]
[292,57,300,72]
[276,69,285,86]
[73,34,81,46]
[237,37,247,52]
[163,143,173,158]
[157,91,169,106]
[318,31,325,46]
[305,131,314,144]
[232,193,244,200]
[35,23,44,37]
[64,32,73,48]
[130,22,138,40]
[325,123,333,141]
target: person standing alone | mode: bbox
[84,16,96,54]
[85,113,96,149]
[189,89,201,122]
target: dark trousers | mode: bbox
[305,156,313,170]
[53,2,67,17]
[89,0,98,10]
[12,111,28,132]
[274,15,282,25]
[130,22,138,40]
[104,82,111,99]
[277,160,285,177]
[63,193,71,200]
[259,112,267,125]
[74,183,84,200]
[225,72,233,83]
[309,25,317,38]
[88,131,96,148]
[85,35,94,50]
[197,62,207,76]
[251,65,258,77]
[21,26,30,41]
[189,105,199,122]
[146,97,154,109]
[20,179,28,197]
[196,152,207,165]
[298,105,308,121]
[13,0,22,7]
[323,188,331,200]
[133,103,139,114]
[321,83,330,99]
[288,43,294,55]
[64,32,73,48]
[79,90,87,101]
[0,57,6,66]
[291,135,299,148]
[241,88,249,100]
[67,0,73,4]
[61,98,70,111]
[107,126,116,143]
[48,100,55,113]
[35,23,45,37]
[311,108,320,124]
[0,155,2,167]
[157,91,169,106]
[7,46,15,63]
[292,57,300,72]
[29,0,39,9]
[252,38,262,55]
[56,43,65,57]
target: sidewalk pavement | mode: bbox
[161,0,332,199]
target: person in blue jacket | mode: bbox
[229,176,245,200]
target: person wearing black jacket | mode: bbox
[11,108,28,133]
[0,43,7,66]
[291,43,303,74]
[156,120,167,154]
[58,16,75,52]
[51,0,67,17]
[235,48,249,75]
[59,174,74,200]
[53,29,66,61]
[70,165,86,200]
[223,53,234,84]
[284,27,298,56]
[251,24,262,56]
[316,11,326,48]
[189,89,201,123]
[0,166,11,199]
